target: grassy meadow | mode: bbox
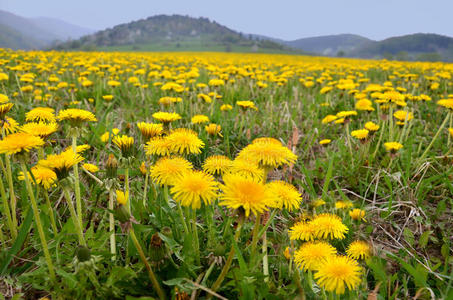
[0,49,452,299]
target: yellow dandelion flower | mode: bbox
[384,142,403,152]
[237,141,297,169]
[336,111,357,118]
[355,99,374,111]
[26,107,56,123]
[191,114,210,124]
[335,200,354,209]
[311,213,349,240]
[144,136,172,156]
[0,93,9,103]
[393,110,413,122]
[449,128,453,137]
[2,117,19,135]
[107,80,120,87]
[320,86,333,94]
[18,166,57,190]
[166,128,204,155]
[116,190,128,206]
[351,129,369,140]
[289,221,316,241]
[314,255,362,295]
[252,137,282,146]
[170,170,218,209]
[364,121,380,131]
[322,115,338,124]
[202,155,233,176]
[229,158,264,180]
[205,123,222,137]
[208,79,224,86]
[57,108,97,125]
[220,104,233,111]
[113,135,134,157]
[0,132,44,155]
[267,180,302,211]
[236,100,258,111]
[150,156,193,186]
[349,208,366,221]
[437,99,453,110]
[294,241,337,271]
[64,144,90,154]
[139,162,147,175]
[313,198,326,207]
[82,163,99,173]
[0,103,14,119]
[319,139,331,145]
[102,95,113,101]
[39,149,84,179]
[283,247,291,260]
[137,122,163,139]
[347,241,371,260]
[21,122,58,139]
[152,111,181,123]
[219,173,276,217]
[335,118,345,124]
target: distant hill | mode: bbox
[0,23,44,50]
[31,17,95,40]
[0,10,95,50]
[275,32,453,61]
[351,33,453,61]
[53,14,298,53]
[284,34,372,56]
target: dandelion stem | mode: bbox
[201,259,217,286]
[371,121,386,163]
[62,187,86,246]
[43,188,58,236]
[250,213,261,265]
[129,227,166,300]
[125,167,130,213]
[293,269,306,300]
[176,201,189,235]
[20,161,56,281]
[420,112,450,162]
[389,104,394,141]
[209,216,244,297]
[109,189,116,260]
[262,232,269,282]
[71,135,83,226]
[344,122,353,159]
[142,169,149,207]
[192,209,200,265]
[0,169,15,239]
[4,155,17,236]
[448,113,453,147]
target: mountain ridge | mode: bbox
[53,14,296,53]
[0,9,96,50]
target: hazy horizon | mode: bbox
[1,0,452,41]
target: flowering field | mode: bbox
[0,49,452,299]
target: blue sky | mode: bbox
[1,0,451,40]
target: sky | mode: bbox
[1,0,452,41]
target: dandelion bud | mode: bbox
[149,233,166,264]
[76,246,91,262]
[106,154,118,179]
[114,205,130,223]
[139,162,148,176]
